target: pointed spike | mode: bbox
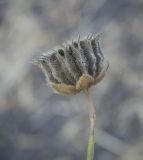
[86,34,90,40]
[97,38,104,61]
[39,55,48,61]
[88,33,94,40]
[71,39,74,45]
[77,34,80,43]
[65,42,69,50]
[30,58,40,65]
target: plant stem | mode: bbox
[84,89,96,160]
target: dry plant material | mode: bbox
[32,33,109,160]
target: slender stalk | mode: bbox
[84,89,96,160]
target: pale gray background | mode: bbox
[0,0,143,160]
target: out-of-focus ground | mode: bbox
[0,0,143,160]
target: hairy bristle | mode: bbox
[34,33,107,85]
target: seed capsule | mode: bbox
[33,33,109,95]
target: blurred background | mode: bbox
[0,0,143,159]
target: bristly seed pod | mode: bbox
[32,33,109,95]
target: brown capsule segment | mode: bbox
[76,74,95,90]
[51,82,80,95]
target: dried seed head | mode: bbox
[33,33,109,95]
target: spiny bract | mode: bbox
[33,33,109,95]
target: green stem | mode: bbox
[84,89,96,160]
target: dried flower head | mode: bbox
[33,33,109,95]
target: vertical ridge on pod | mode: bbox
[79,40,94,75]
[38,57,60,83]
[56,48,76,84]
[64,45,82,81]
[91,37,103,74]
[70,41,88,74]
[47,52,71,84]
